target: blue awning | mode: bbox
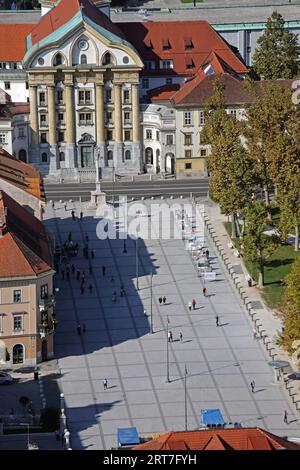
[200,409,225,426]
[117,427,140,446]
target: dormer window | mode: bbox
[54,53,63,66]
[80,54,87,65]
[184,38,193,50]
[144,38,152,49]
[186,57,195,69]
[162,39,171,50]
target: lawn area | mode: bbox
[223,222,299,309]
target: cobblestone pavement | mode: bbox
[43,198,300,450]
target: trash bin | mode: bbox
[34,369,39,380]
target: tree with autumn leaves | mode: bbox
[276,257,300,360]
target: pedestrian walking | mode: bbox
[91,249,95,259]
[284,410,288,424]
[71,210,75,220]
[216,315,219,327]
[64,202,67,211]
[52,201,55,209]
[188,301,192,311]
[80,285,85,295]
[102,265,106,277]
[144,309,147,316]
[85,233,89,243]
[203,287,207,297]
[61,269,65,280]
[163,296,166,305]
[206,249,209,258]
[111,275,114,283]
[76,270,80,281]
[250,381,255,393]
[68,231,72,241]
[82,323,86,333]
[81,272,85,283]
[179,332,183,343]
[253,328,257,340]
[192,299,196,310]
[168,330,173,343]
[66,270,70,281]
[71,264,75,274]
[89,264,92,275]
[112,291,117,302]
[77,322,81,335]
[89,283,93,293]
[102,378,108,390]
[159,297,162,305]
[80,211,83,221]
[55,429,60,441]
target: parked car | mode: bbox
[0,372,13,384]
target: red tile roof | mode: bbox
[0,24,35,61]
[30,0,125,47]
[0,191,53,278]
[133,428,300,451]
[118,21,249,77]
[171,73,294,107]
[148,83,181,102]
[0,149,45,202]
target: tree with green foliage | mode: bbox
[276,257,300,358]
[252,11,299,79]
[244,81,293,218]
[243,200,278,288]
[202,78,253,238]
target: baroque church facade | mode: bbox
[24,0,143,180]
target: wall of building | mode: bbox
[0,178,42,219]
[0,118,13,154]
[0,271,54,367]
[0,77,28,102]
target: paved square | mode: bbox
[44,199,300,449]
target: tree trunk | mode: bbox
[231,213,237,238]
[295,225,299,252]
[258,261,264,288]
[263,186,272,221]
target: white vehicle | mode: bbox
[0,372,13,385]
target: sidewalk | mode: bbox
[202,199,300,415]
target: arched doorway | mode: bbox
[13,344,24,365]
[41,340,48,362]
[19,149,27,162]
[166,153,175,175]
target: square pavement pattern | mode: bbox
[44,199,300,450]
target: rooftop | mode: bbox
[0,190,52,278]
[133,427,300,451]
[0,148,45,202]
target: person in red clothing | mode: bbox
[192,299,196,310]
[202,287,207,297]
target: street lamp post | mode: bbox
[184,365,188,431]
[136,235,139,291]
[150,271,153,334]
[166,316,170,383]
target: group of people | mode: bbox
[168,331,183,343]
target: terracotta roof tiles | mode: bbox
[133,428,300,451]
[0,24,35,61]
[0,191,52,279]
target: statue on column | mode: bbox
[94,144,102,187]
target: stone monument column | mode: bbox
[65,83,76,170]
[47,84,58,174]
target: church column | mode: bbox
[131,82,142,172]
[132,83,140,141]
[47,84,58,174]
[65,83,76,169]
[47,85,56,145]
[96,84,105,142]
[114,84,122,142]
[29,85,38,145]
[113,83,123,171]
[65,85,75,144]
